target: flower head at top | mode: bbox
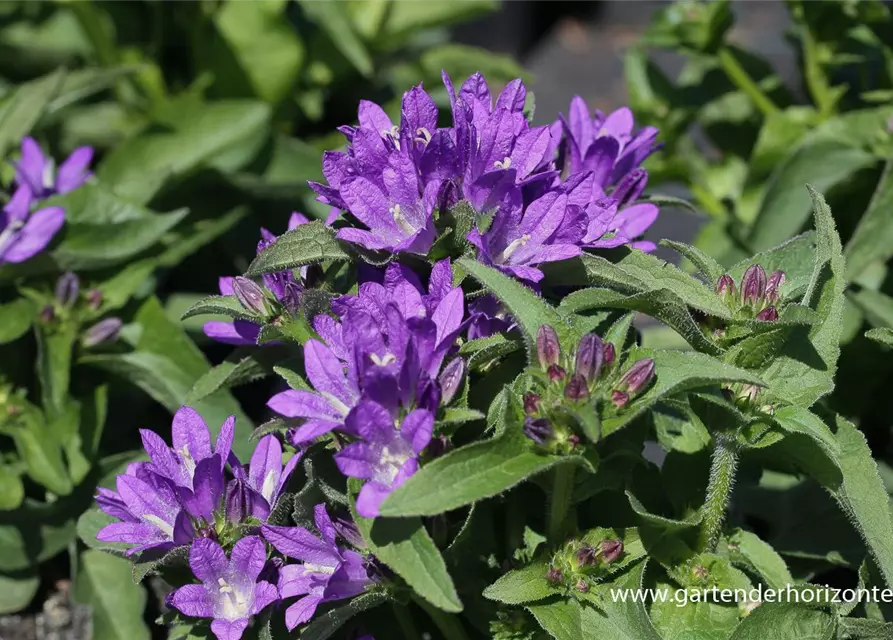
[262,504,374,630]
[204,213,309,345]
[0,186,65,265]
[15,137,93,199]
[335,399,433,517]
[167,536,278,640]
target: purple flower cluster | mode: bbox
[311,72,660,282]
[268,259,465,516]
[96,407,298,555]
[0,138,92,266]
[204,213,309,345]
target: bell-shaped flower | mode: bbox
[227,435,301,521]
[15,137,93,199]
[167,536,278,640]
[0,186,64,265]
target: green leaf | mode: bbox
[483,562,558,605]
[180,294,256,323]
[866,327,893,347]
[725,529,793,590]
[382,1,497,40]
[0,570,39,614]
[35,321,77,418]
[458,257,574,354]
[9,410,72,496]
[420,44,530,85]
[748,139,874,252]
[353,510,462,613]
[527,598,583,640]
[826,415,893,592]
[380,431,576,518]
[77,508,127,556]
[770,405,839,467]
[727,603,835,639]
[459,333,522,370]
[186,346,288,405]
[131,545,189,584]
[849,288,893,329]
[758,187,845,407]
[660,239,726,283]
[601,348,764,437]
[0,68,65,159]
[845,159,893,279]
[0,497,81,571]
[73,550,150,640]
[299,590,389,640]
[578,560,663,639]
[0,465,24,511]
[0,298,34,344]
[246,221,350,276]
[298,0,372,77]
[99,99,271,203]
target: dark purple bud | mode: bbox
[524,417,553,445]
[39,304,55,323]
[612,390,629,409]
[233,276,269,316]
[603,343,616,368]
[438,358,465,405]
[547,364,566,382]
[755,306,778,322]
[523,392,541,415]
[740,265,767,306]
[55,272,79,307]
[536,325,561,369]
[225,478,248,523]
[765,270,786,302]
[574,334,604,383]
[426,435,451,459]
[611,168,648,208]
[86,289,103,310]
[576,544,597,566]
[332,513,365,548]
[598,539,623,563]
[576,579,590,593]
[564,374,590,401]
[82,317,122,347]
[546,567,563,584]
[616,358,655,396]
[416,377,441,412]
[716,274,735,297]
[567,434,581,449]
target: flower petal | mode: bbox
[229,535,268,581]
[1,206,64,263]
[189,537,228,583]
[171,406,212,464]
[56,147,93,193]
[285,594,325,631]
[261,525,339,566]
[268,390,342,421]
[169,584,214,619]
[211,618,250,640]
[400,409,434,454]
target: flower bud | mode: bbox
[438,358,465,405]
[616,358,655,396]
[55,272,79,307]
[225,478,248,523]
[716,274,735,297]
[740,265,767,306]
[576,544,597,567]
[523,417,553,445]
[764,270,785,302]
[523,392,541,415]
[598,539,623,563]
[536,325,560,369]
[755,306,777,322]
[574,334,604,383]
[39,304,55,323]
[603,343,616,368]
[611,390,629,409]
[82,317,122,347]
[564,374,590,401]
[575,579,589,593]
[611,168,648,208]
[546,567,563,584]
[547,364,566,382]
[426,435,451,459]
[86,288,103,311]
[233,276,270,316]
[332,513,365,548]
[416,377,442,412]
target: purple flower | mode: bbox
[204,213,308,346]
[227,435,301,522]
[334,400,433,517]
[0,186,64,265]
[167,536,278,640]
[95,462,194,556]
[262,504,373,630]
[15,137,93,199]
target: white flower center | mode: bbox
[303,563,336,576]
[493,156,512,170]
[390,204,417,236]
[321,391,351,417]
[370,352,397,367]
[214,577,253,621]
[261,469,277,503]
[177,445,197,480]
[43,159,56,190]
[143,514,174,539]
[496,234,531,264]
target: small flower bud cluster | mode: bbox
[722,383,775,415]
[547,535,625,593]
[523,326,655,449]
[715,265,786,322]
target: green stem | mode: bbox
[801,25,835,118]
[392,602,420,640]
[698,433,739,551]
[717,46,778,117]
[548,464,575,541]
[413,595,470,640]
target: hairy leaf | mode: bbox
[246,221,350,276]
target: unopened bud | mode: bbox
[416,377,441,412]
[611,168,648,207]
[233,276,270,316]
[523,392,541,415]
[225,478,248,523]
[764,270,785,302]
[82,317,122,347]
[547,364,566,382]
[755,306,777,322]
[574,334,604,383]
[523,417,553,445]
[438,358,465,405]
[616,358,655,396]
[740,265,767,306]
[55,272,79,307]
[576,579,589,593]
[546,567,563,584]
[39,304,55,323]
[567,434,581,449]
[576,544,597,567]
[426,435,451,459]
[603,343,616,368]
[564,374,590,401]
[598,539,623,563]
[611,390,629,409]
[536,325,561,369]
[86,289,103,310]
[716,274,735,297]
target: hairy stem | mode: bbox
[717,46,778,117]
[698,433,739,551]
[548,464,576,541]
[392,602,420,640]
[413,595,470,640]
